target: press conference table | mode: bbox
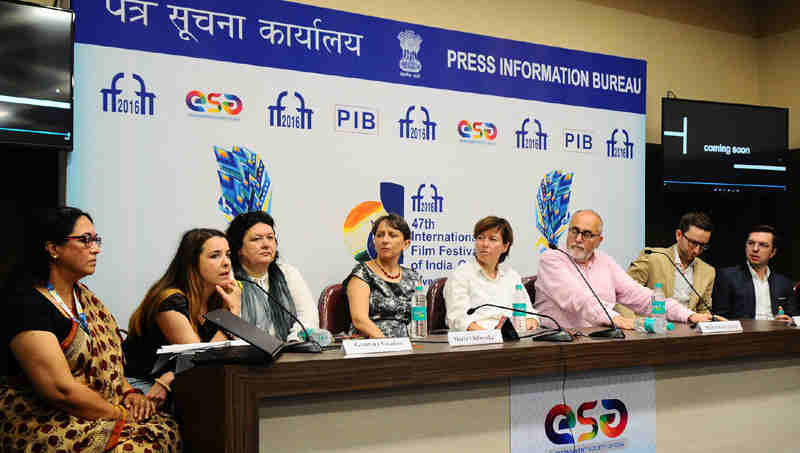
[173,320,800,453]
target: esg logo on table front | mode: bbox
[544,399,628,444]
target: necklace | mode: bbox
[373,259,401,279]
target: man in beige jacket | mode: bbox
[617,212,715,318]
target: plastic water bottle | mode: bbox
[512,284,528,332]
[634,317,674,334]
[650,283,668,333]
[297,328,333,347]
[411,285,428,338]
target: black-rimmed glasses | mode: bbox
[65,234,103,248]
[567,227,601,240]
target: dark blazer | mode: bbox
[713,263,798,319]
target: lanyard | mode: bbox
[46,283,91,336]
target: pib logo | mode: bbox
[544,399,628,445]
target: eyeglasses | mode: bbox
[568,227,601,240]
[683,236,710,252]
[65,234,103,248]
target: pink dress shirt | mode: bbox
[535,249,694,328]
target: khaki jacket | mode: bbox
[616,244,715,318]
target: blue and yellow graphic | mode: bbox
[343,182,404,262]
[535,170,574,252]
[213,145,272,221]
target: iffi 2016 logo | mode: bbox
[606,129,634,159]
[186,91,242,118]
[399,106,436,141]
[515,118,548,151]
[411,184,444,213]
[100,73,156,116]
[267,91,313,130]
[458,120,497,144]
[398,30,422,79]
[545,399,628,445]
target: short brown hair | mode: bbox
[473,216,513,263]
[370,213,411,240]
[679,212,713,234]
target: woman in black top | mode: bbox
[123,228,241,408]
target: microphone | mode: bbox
[466,304,573,342]
[240,277,322,353]
[548,243,625,339]
[643,249,718,321]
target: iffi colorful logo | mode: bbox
[606,129,634,159]
[411,184,443,213]
[267,91,313,130]
[343,182,405,262]
[399,106,436,141]
[100,73,155,116]
[545,399,628,445]
[398,30,422,78]
[515,118,548,150]
[458,121,497,144]
[186,91,242,117]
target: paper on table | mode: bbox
[157,339,248,355]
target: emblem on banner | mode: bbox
[343,182,404,262]
[515,118,548,151]
[457,120,497,144]
[99,72,156,116]
[535,170,573,252]
[398,30,422,78]
[267,91,313,130]
[186,90,242,118]
[398,105,437,141]
[213,145,272,221]
[410,184,444,213]
[606,128,634,159]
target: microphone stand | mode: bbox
[467,304,574,342]
[241,277,322,353]
[548,244,625,339]
[643,249,719,323]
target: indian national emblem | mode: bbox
[398,30,423,74]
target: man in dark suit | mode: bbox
[713,225,797,321]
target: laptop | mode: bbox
[194,309,321,365]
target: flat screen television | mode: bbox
[0,0,74,149]
[661,98,788,193]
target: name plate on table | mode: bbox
[696,320,743,334]
[792,316,800,327]
[448,330,503,346]
[342,338,412,355]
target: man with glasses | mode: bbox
[712,225,797,321]
[619,212,715,318]
[535,209,713,329]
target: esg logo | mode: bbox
[458,120,497,141]
[186,91,242,115]
[545,399,628,444]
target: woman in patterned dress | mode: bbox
[344,214,421,338]
[0,207,182,453]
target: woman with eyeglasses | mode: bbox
[225,211,319,342]
[444,216,539,331]
[344,213,422,338]
[0,207,182,452]
[123,228,241,409]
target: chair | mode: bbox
[521,275,537,303]
[427,277,448,334]
[318,283,351,335]
[794,281,799,297]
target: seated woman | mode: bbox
[226,211,318,341]
[344,213,422,338]
[123,228,241,408]
[444,216,539,331]
[0,207,181,452]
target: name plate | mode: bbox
[696,320,743,334]
[342,337,413,355]
[792,316,800,327]
[448,330,503,346]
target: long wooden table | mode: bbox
[173,320,800,453]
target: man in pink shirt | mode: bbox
[535,209,714,329]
